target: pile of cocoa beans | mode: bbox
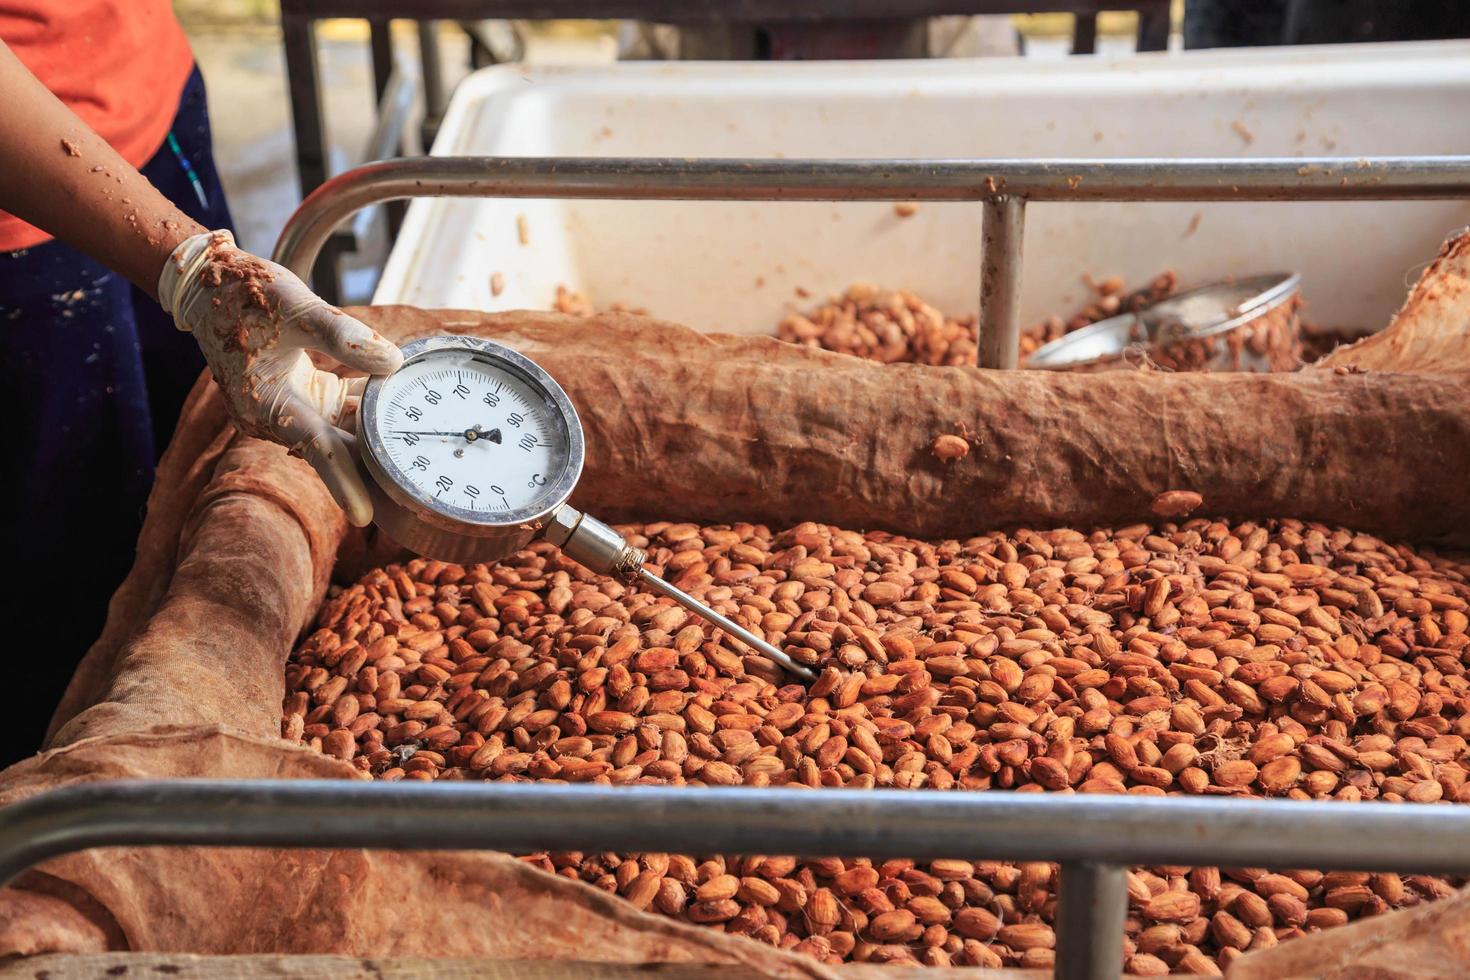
[776,284,979,366]
[286,518,1470,973]
[775,274,1179,366]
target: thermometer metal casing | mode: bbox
[358,336,585,564]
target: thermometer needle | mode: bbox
[635,568,817,682]
[392,427,503,443]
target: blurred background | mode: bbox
[178,5,1181,287]
[174,1,1469,313]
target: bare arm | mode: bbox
[0,40,204,297]
[0,40,403,525]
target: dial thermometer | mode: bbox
[358,336,813,681]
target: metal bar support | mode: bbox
[1072,13,1097,54]
[369,18,395,101]
[10,779,1470,888]
[269,154,1470,371]
[418,20,448,150]
[1135,3,1171,51]
[280,13,341,302]
[272,155,1470,281]
[979,194,1025,368]
[1056,862,1129,980]
[279,1,1182,21]
[10,781,1470,974]
[282,14,327,204]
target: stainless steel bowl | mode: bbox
[1027,273,1303,372]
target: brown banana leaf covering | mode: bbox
[0,230,1468,976]
[354,231,1470,550]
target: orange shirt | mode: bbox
[0,1,194,252]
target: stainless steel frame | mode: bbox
[7,780,1470,979]
[157,153,1461,976]
[272,154,1470,368]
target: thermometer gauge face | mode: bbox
[358,336,585,562]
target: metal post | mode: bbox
[1136,3,1172,51]
[370,20,394,101]
[1073,13,1098,54]
[1056,862,1128,980]
[979,195,1025,369]
[270,156,1470,288]
[282,12,327,202]
[369,18,407,238]
[418,20,448,150]
[281,11,342,304]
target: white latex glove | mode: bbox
[158,230,403,526]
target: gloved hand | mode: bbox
[158,230,403,526]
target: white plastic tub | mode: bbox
[373,41,1470,334]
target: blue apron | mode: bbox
[0,65,235,764]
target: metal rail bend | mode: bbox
[272,154,1470,277]
[13,779,1470,883]
[272,154,1470,369]
[5,779,1470,979]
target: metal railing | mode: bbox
[6,780,1470,979]
[272,154,1470,368]
[277,2,1172,300]
[258,154,1470,977]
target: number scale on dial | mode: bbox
[376,356,567,516]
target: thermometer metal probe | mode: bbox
[357,336,814,682]
[542,505,815,681]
